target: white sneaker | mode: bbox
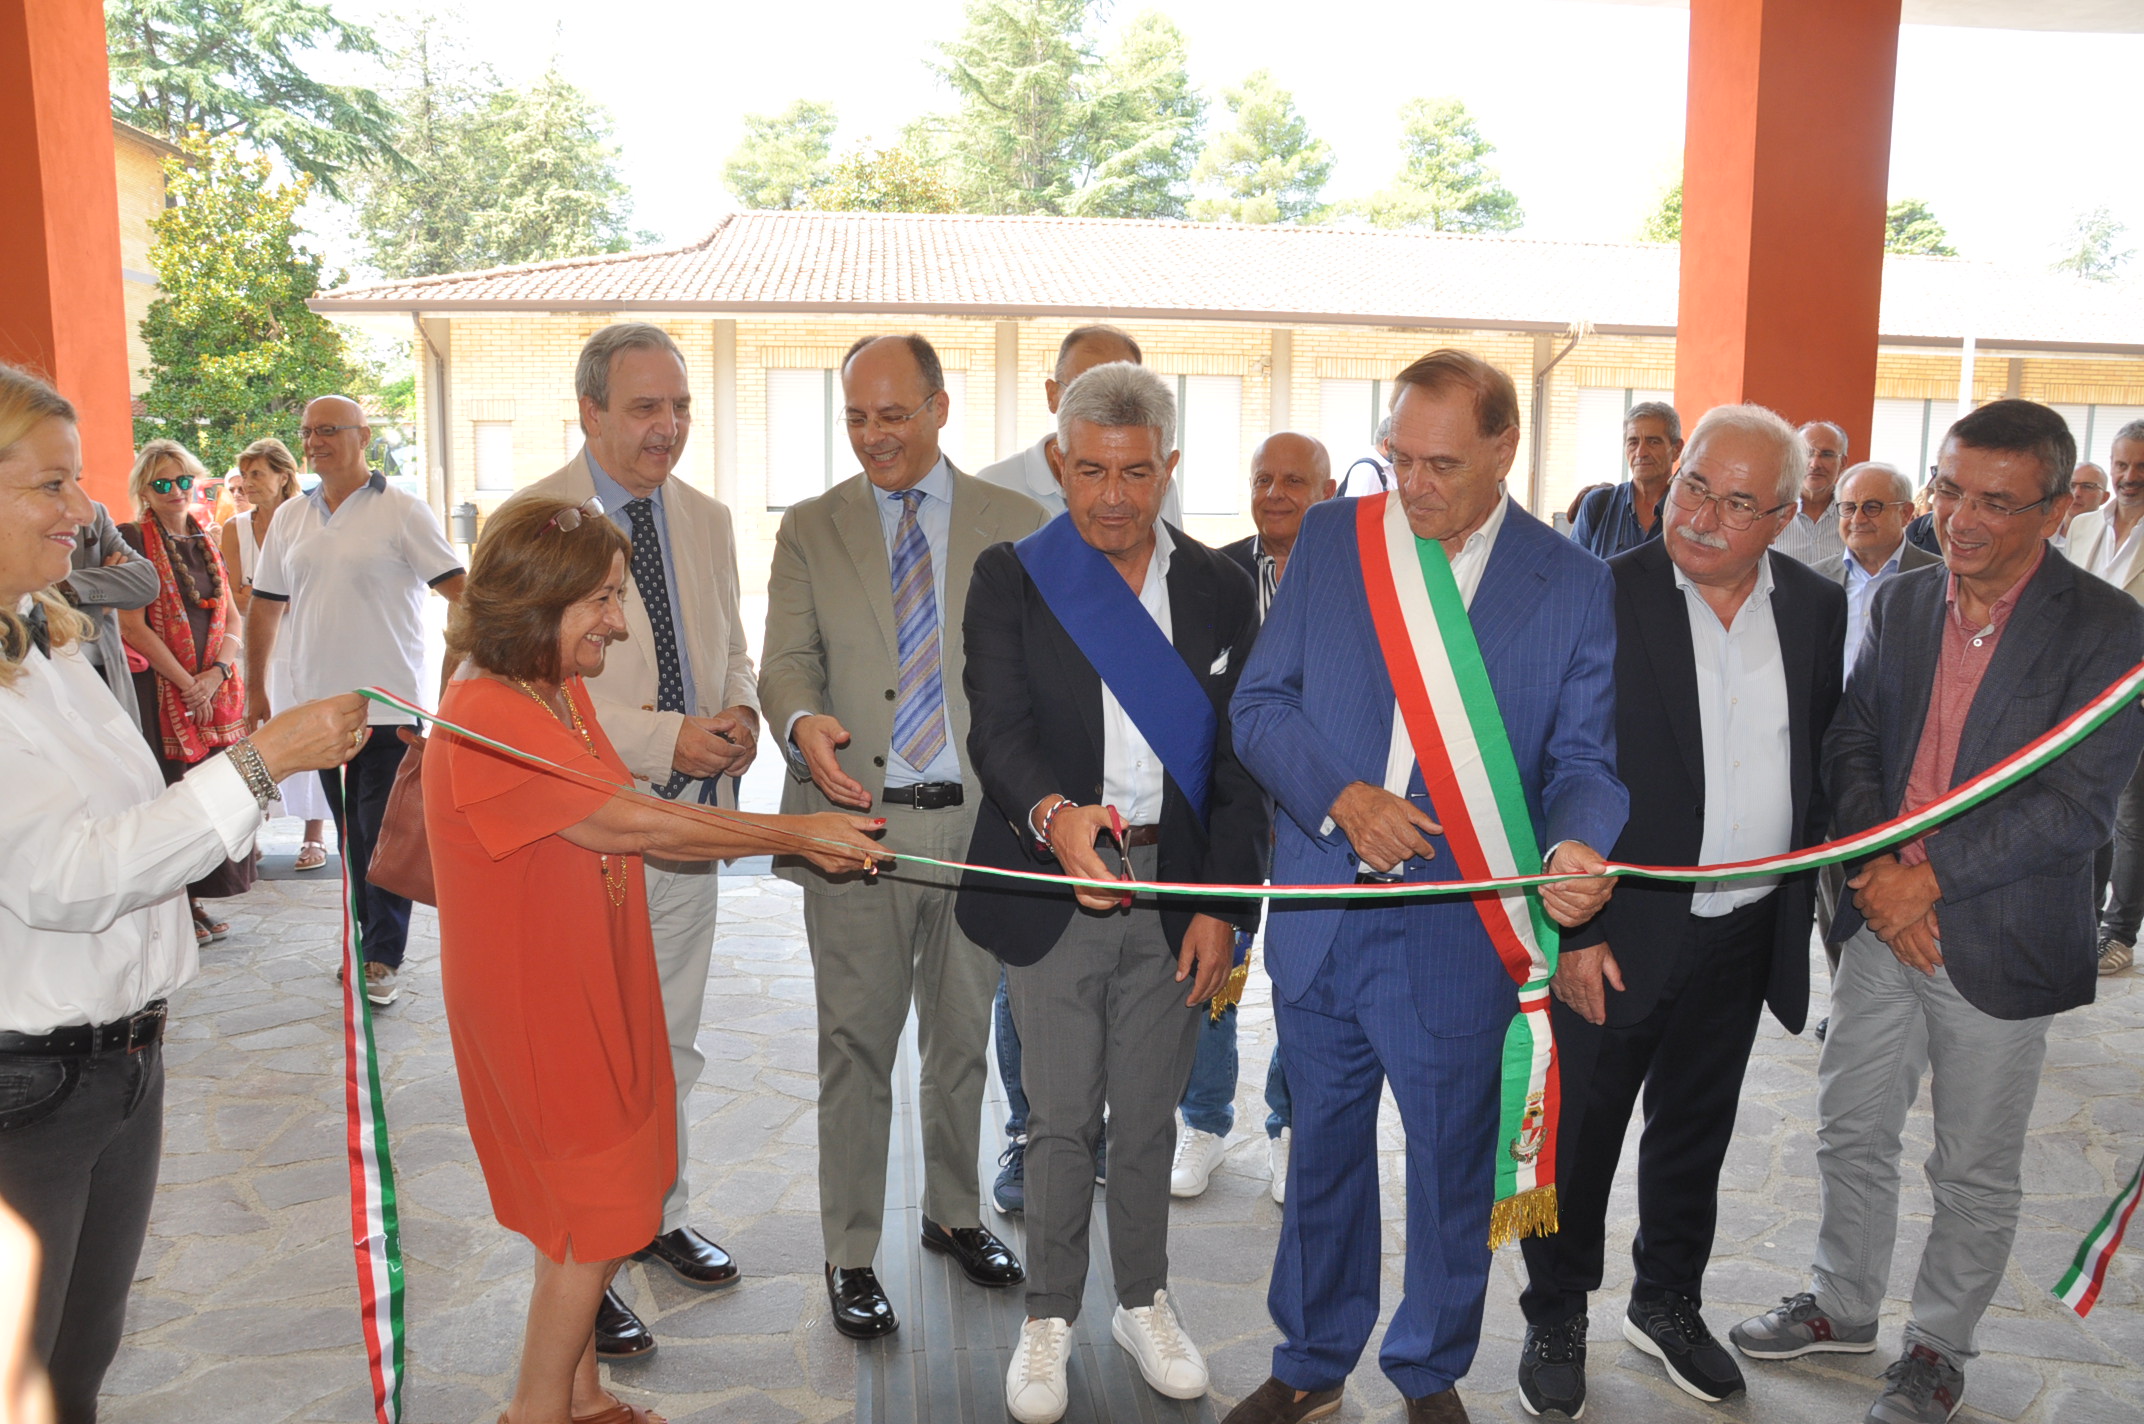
[1169,1125,1227,1198]
[1111,1289,1208,1399]
[1005,1317,1071,1424]
[363,962,399,1007]
[1268,1128,1290,1205]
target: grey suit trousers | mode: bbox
[805,800,997,1266]
[1810,926,2052,1362]
[1006,844,1204,1322]
[646,857,721,1233]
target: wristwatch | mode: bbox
[211,660,234,680]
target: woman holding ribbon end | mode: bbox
[0,362,369,1424]
[427,495,887,1424]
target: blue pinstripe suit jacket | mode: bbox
[1232,497,1629,1035]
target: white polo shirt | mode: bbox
[252,473,463,725]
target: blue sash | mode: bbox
[1015,513,1216,821]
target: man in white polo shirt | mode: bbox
[245,395,464,1006]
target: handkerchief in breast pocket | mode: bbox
[1209,649,1230,676]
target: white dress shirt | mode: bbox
[1101,522,1175,826]
[2081,510,2144,584]
[1674,556,1793,915]
[0,613,260,1033]
[1379,490,1511,795]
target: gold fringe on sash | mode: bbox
[1488,1184,1559,1249]
[1207,961,1249,1021]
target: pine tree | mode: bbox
[724,101,839,211]
[1641,180,1682,243]
[1885,198,1957,257]
[1187,70,1332,225]
[2054,207,2133,282]
[1072,12,1204,220]
[935,0,1096,214]
[1357,98,1521,232]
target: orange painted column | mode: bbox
[0,0,133,509]
[1675,0,1902,462]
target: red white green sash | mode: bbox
[1356,491,1562,1247]
[2054,1157,2143,1316]
[339,861,405,1422]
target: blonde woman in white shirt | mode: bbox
[0,364,366,1424]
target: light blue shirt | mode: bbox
[874,458,963,787]
[1674,552,1792,915]
[587,453,696,717]
[1842,541,1908,686]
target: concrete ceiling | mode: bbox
[1597,0,2144,33]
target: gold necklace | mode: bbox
[514,678,628,907]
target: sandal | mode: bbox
[569,1404,665,1424]
[295,840,328,872]
[191,904,229,943]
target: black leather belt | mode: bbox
[881,782,964,809]
[1121,824,1160,847]
[0,1000,167,1057]
[1356,870,1406,885]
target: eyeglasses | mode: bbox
[843,392,941,435]
[1836,499,1913,520]
[1928,484,2054,522]
[546,496,605,533]
[297,423,361,441]
[149,475,196,495]
[1668,473,1793,531]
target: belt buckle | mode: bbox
[915,783,956,811]
[126,1003,166,1054]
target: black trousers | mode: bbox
[0,1042,164,1424]
[1519,895,1775,1327]
[323,730,412,968]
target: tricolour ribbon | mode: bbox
[339,852,405,1422]
[2054,1157,2143,1317]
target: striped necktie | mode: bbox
[889,489,948,770]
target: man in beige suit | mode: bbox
[2065,419,2144,976]
[505,322,761,1358]
[762,333,1046,1339]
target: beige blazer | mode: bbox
[505,451,760,790]
[2063,507,2144,604]
[759,465,1047,883]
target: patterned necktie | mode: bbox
[889,489,948,770]
[623,498,689,799]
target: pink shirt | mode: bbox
[1897,547,2045,867]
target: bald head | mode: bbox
[301,393,371,487]
[840,334,947,492]
[1250,431,1337,559]
[2071,461,2109,515]
[1047,329,1142,415]
[1797,420,1848,510]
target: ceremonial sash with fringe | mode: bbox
[1357,490,1563,1247]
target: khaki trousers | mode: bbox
[645,856,721,1234]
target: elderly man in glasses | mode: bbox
[245,394,464,1010]
[1513,406,1846,1419]
[501,321,766,1357]
[1733,401,2144,1424]
[762,332,1045,1343]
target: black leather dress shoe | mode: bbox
[825,1263,899,1340]
[920,1217,1025,1287]
[594,1287,656,1361]
[633,1226,740,1290]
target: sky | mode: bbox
[316,0,2144,279]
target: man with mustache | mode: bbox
[1570,401,1684,559]
[508,322,764,1357]
[763,333,1044,1341]
[2060,421,2144,975]
[1772,420,1850,576]
[1514,406,1845,1419]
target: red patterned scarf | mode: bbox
[140,515,246,761]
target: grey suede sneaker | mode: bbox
[1866,1343,1965,1423]
[1730,1292,1878,1359]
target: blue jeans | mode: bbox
[1178,1005,1238,1136]
[995,972,1030,1139]
[1264,1041,1292,1137]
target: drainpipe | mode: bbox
[1528,322,1586,513]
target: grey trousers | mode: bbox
[0,1042,164,1424]
[2093,755,2144,946]
[646,856,722,1234]
[1809,927,2052,1362]
[1006,845,1205,1323]
[804,801,997,1266]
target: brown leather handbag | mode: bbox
[366,726,436,906]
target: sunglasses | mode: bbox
[546,496,605,532]
[150,475,196,495]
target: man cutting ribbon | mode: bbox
[1228,349,1627,1424]
[956,361,1269,1424]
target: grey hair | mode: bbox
[2117,419,2144,449]
[1056,361,1177,456]
[1798,419,1849,458]
[575,322,685,410]
[1625,400,1682,444]
[1373,414,1393,445]
[1685,403,1808,505]
[1839,460,1912,504]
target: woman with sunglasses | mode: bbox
[115,439,254,943]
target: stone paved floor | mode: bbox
[103,833,2144,1424]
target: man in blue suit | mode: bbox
[1228,350,1628,1424]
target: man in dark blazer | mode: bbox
[1229,351,1627,1424]
[958,362,1267,1424]
[1514,406,1847,1418]
[1732,401,2144,1424]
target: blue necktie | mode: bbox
[624,498,689,799]
[889,490,948,770]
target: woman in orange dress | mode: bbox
[426,496,886,1424]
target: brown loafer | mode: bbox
[1219,1376,1343,1423]
[1404,1386,1469,1422]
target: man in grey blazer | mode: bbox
[56,499,157,722]
[762,333,1045,1340]
[1732,401,2144,1424]
[504,323,762,1357]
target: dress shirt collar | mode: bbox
[1021,436,1058,500]
[1671,542,1778,611]
[1844,540,1906,587]
[882,457,952,510]
[1944,544,2043,635]
[584,449,662,515]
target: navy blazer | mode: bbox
[955,527,1270,965]
[1231,497,1629,1035]
[1825,549,2144,1019]
[1568,542,1846,1034]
